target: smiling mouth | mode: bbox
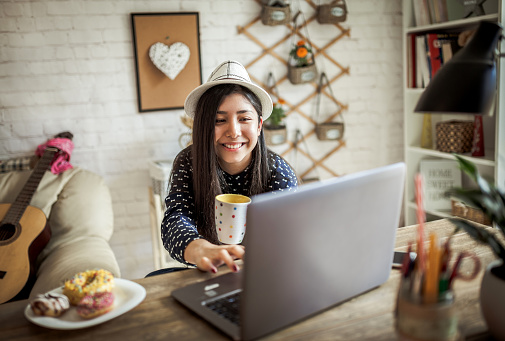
[223,143,245,150]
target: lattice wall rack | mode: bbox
[237,0,351,181]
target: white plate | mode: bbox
[24,278,146,330]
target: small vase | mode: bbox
[287,64,317,84]
[480,259,505,340]
[315,122,344,141]
[264,125,287,145]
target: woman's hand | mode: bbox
[184,239,245,273]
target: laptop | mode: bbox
[172,162,406,340]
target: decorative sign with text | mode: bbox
[420,159,462,211]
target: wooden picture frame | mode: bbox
[131,12,202,112]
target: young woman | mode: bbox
[161,61,298,274]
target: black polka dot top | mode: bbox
[161,146,298,265]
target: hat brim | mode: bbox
[184,79,273,121]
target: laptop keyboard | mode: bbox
[204,291,241,326]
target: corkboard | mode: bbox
[131,13,202,112]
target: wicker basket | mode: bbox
[316,122,344,141]
[451,199,492,226]
[316,0,348,24]
[288,63,317,84]
[261,4,291,26]
[264,125,287,145]
[436,120,474,153]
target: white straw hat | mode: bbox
[184,60,273,120]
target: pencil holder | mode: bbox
[396,294,460,341]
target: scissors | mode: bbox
[447,251,481,287]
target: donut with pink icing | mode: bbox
[76,292,115,319]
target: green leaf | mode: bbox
[453,154,478,182]
[447,155,505,261]
[450,154,505,225]
[447,188,485,210]
[449,218,505,261]
[453,154,493,195]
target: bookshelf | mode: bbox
[402,0,504,226]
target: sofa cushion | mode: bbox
[0,166,120,298]
[40,168,115,260]
[30,237,119,296]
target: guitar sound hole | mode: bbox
[0,223,16,241]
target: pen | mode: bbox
[438,237,451,296]
[439,273,449,294]
[440,238,451,274]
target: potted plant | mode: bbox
[288,40,317,84]
[446,154,505,340]
[264,99,287,145]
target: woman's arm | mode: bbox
[161,149,201,264]
[161,148,243,273]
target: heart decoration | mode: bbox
[149,42,190,80]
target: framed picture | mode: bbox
[131,12,202,112]
[419,159,462,211]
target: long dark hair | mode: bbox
[192,84,270,243]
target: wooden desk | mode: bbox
[0,219,498,340]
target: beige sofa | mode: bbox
[0,166,121,299]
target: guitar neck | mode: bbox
[2,147,60,225]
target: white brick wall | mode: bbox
[0,0,403,280]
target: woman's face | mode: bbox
[214,93,263,175]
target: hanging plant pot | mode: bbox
[261,3,291,26]
[288,12,317,84]
[314,72,346,141]
[264,125,287,145]
[315,122,344,141]
[480,260,505,340]
[316,0,348,24]
[288,63,317,84]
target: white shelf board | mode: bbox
[406,146,496,167]
[406,14,499,34]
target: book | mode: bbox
[436,32,460,64]
[407,34,417,88]
[420,159,462,211]
[441,41,453,63]
[427,33,442,79]
[413,0,432,26]
[416,34,430,87]
[436,0,448,22]
[423,34,432,82]
[429,0,440,23]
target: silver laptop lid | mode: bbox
[241,162,405,340]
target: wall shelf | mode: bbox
[402,0,504,225]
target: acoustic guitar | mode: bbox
[0,147,60,304]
